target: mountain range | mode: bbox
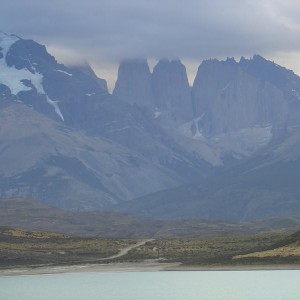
[1,31,300,222]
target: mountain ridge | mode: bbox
[0,32,209,210]
[1,31,300,223]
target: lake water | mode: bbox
[0,270,300,300]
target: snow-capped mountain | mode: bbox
[0,32,63,120]
[1,31,300,221]
[0,32,111,123]
[0,32,207,209]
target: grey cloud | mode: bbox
[1,0,300,64]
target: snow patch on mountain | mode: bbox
[0,32,19,58]
[154,111,162,118]
[178,114,205,140]
[54,69,73,76]
[0,32,64,121]
[211,126,273,158]
[46,96,65,121]
[291,89,300,100]
[177,119,272,162]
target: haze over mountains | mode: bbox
[1,32,300,221]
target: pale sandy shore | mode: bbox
[170,264,300,271]
[1,261,300,276]
[0,261,180,276]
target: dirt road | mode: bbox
[101,239,154,260]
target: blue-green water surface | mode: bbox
[1,270,300,300]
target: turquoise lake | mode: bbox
[1,270,300,300]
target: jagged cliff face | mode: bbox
[113,59,154,108]
[152,59,193,125]
[191,57,296,137]
[113,58,194,127]
[113,55,300,165]
[181,56,300,163]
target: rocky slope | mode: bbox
[115,127,300,221]
[0,104,186,209]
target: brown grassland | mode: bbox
[1,227,300,269]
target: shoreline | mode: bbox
[1,261,300,276]
[0,261,180,276]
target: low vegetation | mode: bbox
[120,233,295,265]
[1,226,300,268]
[0,227,137,268]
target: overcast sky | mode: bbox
[1,0,300,90]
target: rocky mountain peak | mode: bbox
[0,32,65,121]
[239,55,300,93]
[113,58,154,108]
[152,58,193,124]
[193,57,300,137]
[6,38,57,72]
[191,58,240,128]
[0,32,111,124]
[71,63,108,92]
[113,58,194,127]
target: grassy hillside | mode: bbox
[233,231,300,264]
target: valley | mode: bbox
[1,32,300,273]
[1,2,300,300]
